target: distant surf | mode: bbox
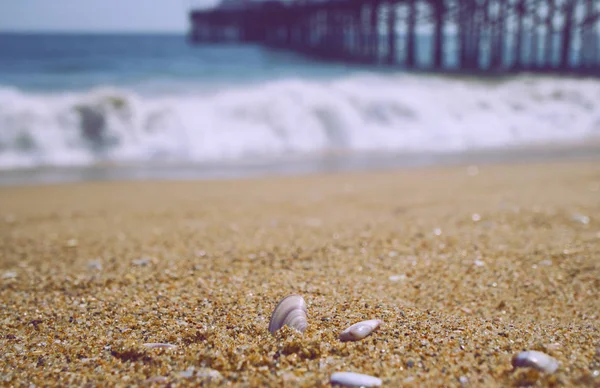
[0,73,599,170]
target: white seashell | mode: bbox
[177,367,196,378]
[571,214,590,224]
[330,372,382,387]
[512,350,559,373]
[133,258,151,266]
[143,343,177,349]
[197,367,223,382]
[144,376,168,384]
[388,274,406,282]
[339,319,382,342]
[268,294,308,335]
[87,261,102,271]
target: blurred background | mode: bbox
[0,0,599,185]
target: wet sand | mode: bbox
[1,160,599,386]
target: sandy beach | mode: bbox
[1,159,599,387]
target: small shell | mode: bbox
[512,350,559,373]
[143,376,168,384]
[133,258,151,266]
[143,343,177,349]
[196,367,223,381]
[2,271,17,279]
[268,294,308,335]
[339,319,382,342]
[330,372,382,387]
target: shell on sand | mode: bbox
[268,294,308,335]
[330,372,382,387]
[142,343,177,349]
[339,319,382,342]
[512,350,559,373]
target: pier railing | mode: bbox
[189,0,600,75]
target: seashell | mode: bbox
[571,214,590,224]
[143,376,168,384]
[512,350,559,373]
[268,294,308,335]
[196,367,223,381]
[339,319,382,342]
[2,271,17,279]
[177,367,196,378]
[133,258,151,266]
[330,372,382,387]
[87,261,102,271]
[143,343,177,349]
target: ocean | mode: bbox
[1,32,599,185]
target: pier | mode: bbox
[188,0,600,75]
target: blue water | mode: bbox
[0,33,357,92]
[0,32,594,92]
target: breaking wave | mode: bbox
[1,73,599,170]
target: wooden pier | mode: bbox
[188,0,600,75]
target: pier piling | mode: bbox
[188,0,600,75]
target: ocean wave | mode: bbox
[0,73,599,170]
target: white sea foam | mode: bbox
[0,73,599,170]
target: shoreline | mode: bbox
[1,140,600,187]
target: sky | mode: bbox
[0,0,218,33]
